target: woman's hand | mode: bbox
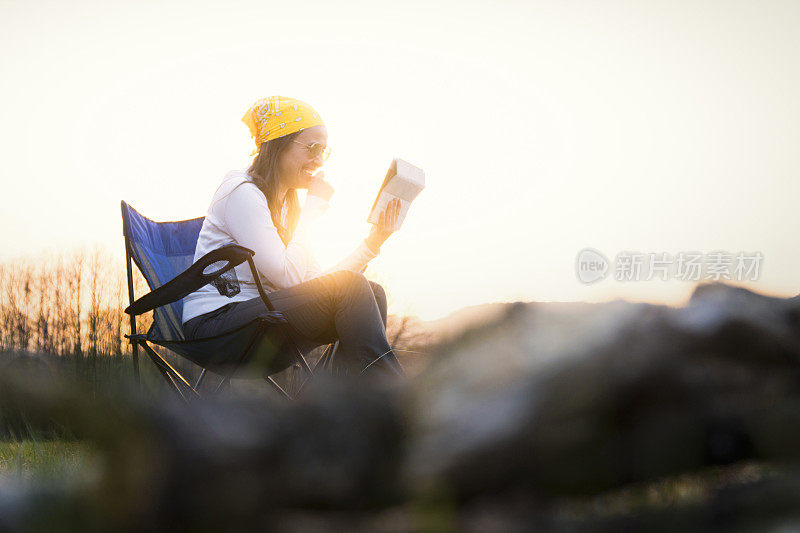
[365,198,401,253]
[307,172,334,202]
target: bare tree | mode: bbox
[69,249,85,357]
[87,246,104,358]
[34,260,49,353]
[2,260,34,352]
[0,262,8,352]
[53,253,72,356]
[0,245,138,367]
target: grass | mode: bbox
[555,461,782,522]
[0,439,89,481]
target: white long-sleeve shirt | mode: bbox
[182,169,377,324]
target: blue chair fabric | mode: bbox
[121,202,203,342]
[121,201,299,376]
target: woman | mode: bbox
[181,96,404,377]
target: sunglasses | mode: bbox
[292,140,331,161]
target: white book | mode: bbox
[367,158,425,231]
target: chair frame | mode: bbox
[121,201,338,402]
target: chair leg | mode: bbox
[313,342,335,373]
[264,376,292,399]
[292,341,338,398]
[210,319,272,397]
[292,344,313,375]
[213,376,231,395]
[139,342,200,401]
[140,348,185,401]
[327,341,339,373]
[254,321,316,399]
[165,371,192,404]
[195,368,207,390]
[144,349,190,403]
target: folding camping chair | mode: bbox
[120,201,338,402]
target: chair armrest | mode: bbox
[124,244,255,316]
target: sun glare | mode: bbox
[1,1,799,320]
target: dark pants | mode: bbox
[183,270,404,377]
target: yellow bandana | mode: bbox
[241,96,324,154]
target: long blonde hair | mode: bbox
[246,131,301,245]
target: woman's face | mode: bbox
[277,125,328,190]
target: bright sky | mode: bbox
[1,0,798,320]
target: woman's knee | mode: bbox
[329,269,370,291]
[368,281,387,309]
[369,281,388,327]
[327,271,386,316]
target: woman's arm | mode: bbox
[303,198,402,279]
[365,198,401,253]
[299,236,375,280]
[223,183,327,289]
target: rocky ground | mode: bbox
[1,282,800,532]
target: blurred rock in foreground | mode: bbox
[408,283,800,497]
[1,282,800,532]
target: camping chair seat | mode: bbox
[134,318,291,376]
[121,201,335,401]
